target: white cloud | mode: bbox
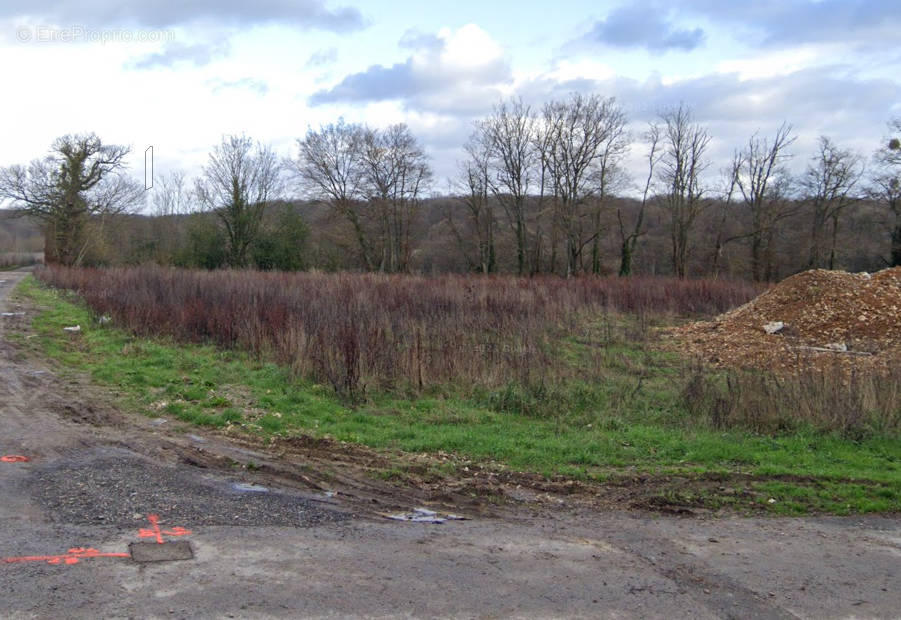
[310,23,511,114]
[716,46,835,81]
[436,23,504,70]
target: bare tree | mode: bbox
[447,132,496,273]
[532,113,557,274]
[360,124,432,272]
[153,170,192,217]
[886,117,901,165]
[710,154,742,278]
[150,170,192,264]
[541,94,629,276]
[0,133,141,265]
[292,120,372,269]
[870,118,901,265]
[656,105,712,278]
[587,100,630,274]
[480,98,536,276]
[732,123,796,281]
[195,134,283,268]
[618,123,661,276]
[803,136,864,269]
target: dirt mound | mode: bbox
[670,267,901,372]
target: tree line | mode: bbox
[1,96,899,281]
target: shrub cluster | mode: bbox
[681,362,901,436]
[0,252,41,269]
[37,266,760,400]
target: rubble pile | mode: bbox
[670,267,901,373]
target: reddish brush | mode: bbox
[36,266,761,399]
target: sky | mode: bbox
[1,0,899,203]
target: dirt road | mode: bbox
[1,270,899,619]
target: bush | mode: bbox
[252,209,307,272]
[36,266,761,401]
[175,220,227,270]
[680,363,901,436]
[0,252,41,269]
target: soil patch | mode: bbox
[27,450,352,527]
[669,267,901,373]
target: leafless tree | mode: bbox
[150,170,192,264]
[587,100,630,274]
[153,170,192,217]
[447,132,496,273]
[656,105,712,279]
[480,98,537,276]
[885,117,901,165]
[360,124,431,273]
[710,155,742,278]
[540,94,629,276]
[0,133,141,265]
[803,136,864,269]
[618,123,661,276]
[870,117,901,266]
[195,134,283,268]
[731,123,796,281]
[292,120,372,269]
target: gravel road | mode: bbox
[1,270,899,619]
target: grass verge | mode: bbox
[13,276,901,516]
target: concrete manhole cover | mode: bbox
[129,541,194,563]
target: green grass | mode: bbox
[13,276,901,515]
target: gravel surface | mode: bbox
[671,266,901,372]
[27,448,351,528]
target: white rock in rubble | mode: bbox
[824,342,847,352]
[763,321,785,335]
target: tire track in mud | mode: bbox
[0,271,352,528]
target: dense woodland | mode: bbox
[1,97,899,281]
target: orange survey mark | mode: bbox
[2,514,193,567]
[3,547,130,565]
[138,514,191,544]
[1,455,29,463]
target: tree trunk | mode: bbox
[808,206,826,269]
[515,216,526,276]
[750,232,764,282]
[591,209,602,275]
[618,237,633,277]
[828,215,840,270]
[891,222,901,267]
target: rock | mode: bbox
[824,342,847,352]
[763,321,784,335]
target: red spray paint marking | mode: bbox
[1,455,29,463]
[3,547,130,565]
[2,514,192,567]
[138,514,191,544]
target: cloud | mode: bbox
[306,47,337,68]
[310,24,511,114]
[511,62,900,186]
[572,1,900,56]
[127,41,230,69]
[1,0,365,32]
[209,77,269,96]
[666,0,901,49]
[582,2,705,52]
